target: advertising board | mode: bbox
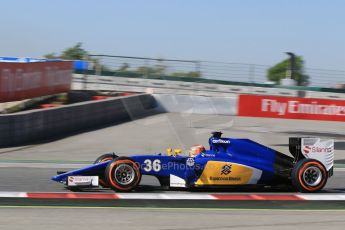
[238,94,345,121]
[0,61,73,102]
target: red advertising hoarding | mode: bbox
[238,94,345,122]
[0,61,73,102]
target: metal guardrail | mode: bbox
[73,74,345,100]
[87,55,345,88]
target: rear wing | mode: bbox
[289,137,334,171]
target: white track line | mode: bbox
[0,192,27,198]
[117,193,216,200]
[298,194,345,200]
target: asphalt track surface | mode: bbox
[1,113,345,229]
[1,207,345,230]
[0,113,345,193]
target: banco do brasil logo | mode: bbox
[221,164,232,175]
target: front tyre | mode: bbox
[291,159,327,193]
[94,153,117,164]
[94,153,117,188]
[105,157,141,192]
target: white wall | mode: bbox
[153,94,238,115]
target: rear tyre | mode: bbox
[94,153,117,188]
[105,157,141,192]
[291,159,327,193]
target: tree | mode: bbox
[154,59,167,76]
[44,42,88,60]
[136,66,160,75]
[267,56,309,86]
[172,71,201,78]
[61,42,88,60]
[44,53,58,59]
[44,43,116,73]
[117,63,130,72]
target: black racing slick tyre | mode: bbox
[105,157,141,192]
[291,159,328,193]
[94,153,117,188]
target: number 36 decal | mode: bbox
[143,159,161,172]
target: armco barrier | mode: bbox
[0,61,73,102]
[154,94,238,115]
[0,94,156,147]
[238,94,345,121]
[72,74,301,98]
[73,74,345,100]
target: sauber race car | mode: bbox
[52,132,334,193]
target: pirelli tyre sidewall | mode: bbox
[292,158,328,193]
[105,157,141,192]
[94,153,117,164]
[94,153,117,188]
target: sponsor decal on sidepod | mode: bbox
[221,164,232,175]
[195,161,253,185]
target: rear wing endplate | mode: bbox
[289,137,334,171]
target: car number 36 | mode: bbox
[143,159,161,172]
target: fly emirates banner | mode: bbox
[238,94,345,121]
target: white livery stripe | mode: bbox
[247,168,263,184]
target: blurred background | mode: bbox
[1,1,345,228]
[1,0,345,87]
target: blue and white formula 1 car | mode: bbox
[52,132,334,193]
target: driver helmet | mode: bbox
[189,144,205,157]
